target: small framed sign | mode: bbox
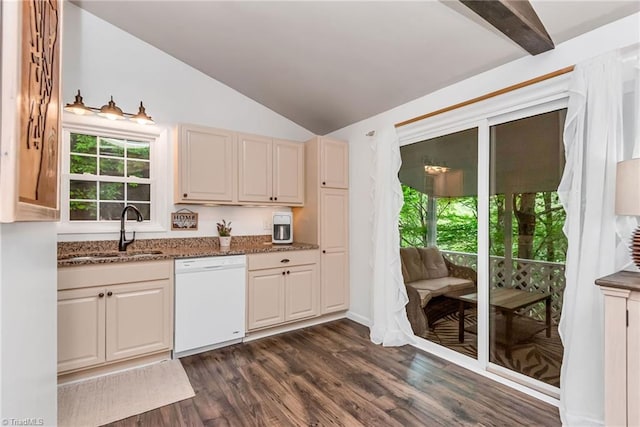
[171,209,198,230]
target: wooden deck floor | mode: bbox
[106,319,560,426]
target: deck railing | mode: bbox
[441,250,565,323]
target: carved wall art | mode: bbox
[18,0,60,210]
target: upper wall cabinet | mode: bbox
[238,133,304,206]
[320,138,349,189]
[175,125,237,204]
[238,133,273,203]
[273,139,305,205]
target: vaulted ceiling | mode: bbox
[73,1,639,135]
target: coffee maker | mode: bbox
[272,212,293,244]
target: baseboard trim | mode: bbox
[58,351,172,385]
[243,312,347,342]
[346,311,371,327]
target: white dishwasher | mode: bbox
[174,255,246,358]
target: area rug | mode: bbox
[58,360,195,427]
[422,309,564,387]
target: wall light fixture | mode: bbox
[64,90,154,125]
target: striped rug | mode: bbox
[422,309,563,387]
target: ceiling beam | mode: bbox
[459,0,554,55]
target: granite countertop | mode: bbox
[58,236,318,267]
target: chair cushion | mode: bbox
[400,256,410,284]
[419,247,449,279]
[409,277,475,306]
[414,289,434,308]
[399,247,429,282]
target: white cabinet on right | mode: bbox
[293,137,349,315]
[596,271,640,427]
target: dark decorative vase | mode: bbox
[632,228,640,269]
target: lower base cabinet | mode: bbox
[320,251,349,314]
[57,261,173,375]
[597,272,640,427]
[247,250,319,331]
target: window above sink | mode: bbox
[58,114,169,235]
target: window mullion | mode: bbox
[67,130,153,224]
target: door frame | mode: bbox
[396,73,571,404]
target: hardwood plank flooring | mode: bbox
[104,319,560,426]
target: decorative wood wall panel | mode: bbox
[0,0,61,222]
[19,0,60,210]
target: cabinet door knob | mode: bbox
[107,291,113,297]
[281,259,290,263]
[282,271,286,275]
[269,197,273,201]
[286,270,290,275]
[98,292,104,298]
[183,193,188,197]
[322,182,326,186]
[274,197,278,201]
[322,250,326,254]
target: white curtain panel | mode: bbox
[558,50,638,426]
[369,126,415,346]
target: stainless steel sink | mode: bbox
[59,250,164,261]
[128,250,164,257]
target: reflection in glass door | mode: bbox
[488,109,567,387]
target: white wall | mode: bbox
[330,13,640,324]
[0,222,58,424]
[60,3,313,242]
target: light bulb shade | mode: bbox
[98,96,125,120]
[130,102,154,125]
[424,164,450,175]
[64,90,93,115]
[616,158,640,215]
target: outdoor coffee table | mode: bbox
[445,288,551,358]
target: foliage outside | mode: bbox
[69,133,151,221]
[399,184,567,263]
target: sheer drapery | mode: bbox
[558,49,639,426]
[369,127,415,346]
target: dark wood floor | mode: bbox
[105,319,560,426]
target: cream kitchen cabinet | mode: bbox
[319,188,349,312]
[57,261,173,378]
[238,133,304,205]
[320,137,349,189]
[58,287,106,373]
[293,137,350,315]
[247,250,319,331]
[175,125,237,204]
[596,271,640,427]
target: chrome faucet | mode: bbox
[119,205,144,252]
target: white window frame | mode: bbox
[58,113,168,234]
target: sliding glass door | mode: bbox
[399,128,478,359]
[398,102,568,394]
[488,109,567,388]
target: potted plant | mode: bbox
[217,219,232,247]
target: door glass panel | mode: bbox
[489,109,567,387]
[399,128,478,359]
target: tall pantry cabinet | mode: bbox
[293,137,349,314]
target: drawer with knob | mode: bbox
[247,250,319,271]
